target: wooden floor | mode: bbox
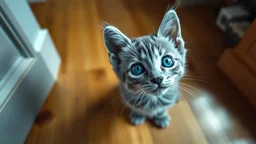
[26,0,256,143]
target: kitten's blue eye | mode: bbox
[131,64,145,76]
[162,56,174,67]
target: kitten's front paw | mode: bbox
[129,112,146,125]
[153,115,171,128]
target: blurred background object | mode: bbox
[217,0,256,109]
[176,0,222,8]
[219,20,256,109]
[216,6,250,32]
[216,0,256,47]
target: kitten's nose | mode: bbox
[150,77,163,85]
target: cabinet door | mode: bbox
[0,0,61,143]
[235,19,256,72]
[0,24,22,83]
[0,20,26,107]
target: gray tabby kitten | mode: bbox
[103,10,187,128]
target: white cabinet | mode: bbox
[0,0,61,143]
[0,25,22,82]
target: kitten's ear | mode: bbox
[103,25,131,65]
[157,10,182,44]
[103,25,131,60]
[103,25,130,81]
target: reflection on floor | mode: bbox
[26,0,256,143]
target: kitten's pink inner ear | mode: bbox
[171,25,178,38]
[109,54,120,64]
[175,38,181,48]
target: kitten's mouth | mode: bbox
[150,86,168,94]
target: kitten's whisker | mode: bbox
[120,89,141,115]
[181,78,207,83]
[120,90,130,96]
[111,90,129,104]
[184,75,204,79]
[143,86,151,89]
[138,91,146,108]
[179,82,199,92]
[180,87,195,98]
[180,84,198,94]
[127,90,145,116]
[180,89,186,98]
[183,77,205,81]
[152,25,155,33]
[143,84,152,87]
[110,96,119,104]
[179,89,185,99]
[180,86,197,98]
[120,89,143,116]
[143,86,153,91]
[143,87,152,90]
[179,89,189,102]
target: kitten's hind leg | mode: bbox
[129,111,146,125]
[152,111,171,128]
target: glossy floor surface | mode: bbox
[26,0,256,143]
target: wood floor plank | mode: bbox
[27,0,256,143]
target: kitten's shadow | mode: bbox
[85,85,130,123]
[63,85,132,143]
[62,84,183,143]
[84,85,135,143]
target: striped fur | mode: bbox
[103,10,187,127]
